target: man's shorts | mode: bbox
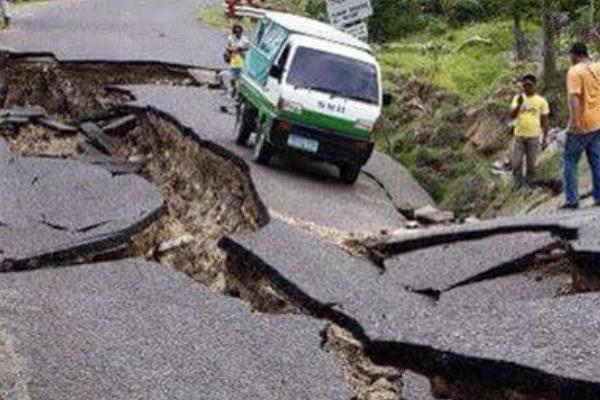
[230,68,242,80]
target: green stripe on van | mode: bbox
[240,79,372,141]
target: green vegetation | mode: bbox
[376,17,563,217]
[197,6,254,30]
[378,20,539,103]
[197,0,325,30]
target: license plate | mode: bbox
[287,134,319,153]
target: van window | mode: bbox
[287,47,379,105]
[258,24,287,56]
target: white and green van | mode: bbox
[235,11,389,184]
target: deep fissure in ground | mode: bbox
[4,55,593,400]
[0,56,405,400]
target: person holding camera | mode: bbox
[509,74,550,188]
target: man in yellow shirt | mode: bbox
[562,40,600,209]
[509,74,550,188]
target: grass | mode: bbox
[375,19,578,217]
[197,0,322,31]
[197,5,254,31]
[377,20,540,104]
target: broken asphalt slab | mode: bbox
[219,218,434,342]
[383,232,560,295]
[0,260,352,399]
[371,209,593,258]
[121,85,434,233]
[438,265,569,312]
[370,292,600,400]
[0,0,225,69]
[0,138,163,268]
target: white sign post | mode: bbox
[326,0,373,27]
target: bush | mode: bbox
[370,0,428,41]
[424,15,449,36]
[450,0,486,24]
[304,0,327,21]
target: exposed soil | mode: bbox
[116,113,266,289]
[0,56,401,400]
[3,57,194,121]
[1,123,82,156]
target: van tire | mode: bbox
[253,132,273,165]
[339,164,361,184]
[235,103,257,146]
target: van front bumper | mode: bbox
[268,119,374,167]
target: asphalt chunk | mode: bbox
[384,232,560,295]
[372,211,589,257]
[0,141,163,269]
[373,292,600,400]
[220,218,434,342]
[0,260,352,399]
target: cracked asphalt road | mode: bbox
[4,1,600,399]
[0,0,225,68]
[124,85,433,232]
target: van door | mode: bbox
[244,21,288,85]
[264,44,291,102]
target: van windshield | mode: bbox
[286,47,379,105]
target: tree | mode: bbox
[512,3,527,60]
[540,0,569,89]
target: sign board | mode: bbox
[326,0,373,27]
[342,21,368,40]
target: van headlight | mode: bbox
[278,98,303,114]
[355,119,375,131]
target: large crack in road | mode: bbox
[3,15,600,397]
[0,54,406,399]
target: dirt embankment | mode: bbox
[383,72,567,218]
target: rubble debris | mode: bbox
[101,114,137,136]
[0,260,353,399]
[324,325,403,400]
[0,106,47,120]
[156,233,195,255]
[0,115,29,126]
[80,121,119,155]
[188,68,221,87]
[414,205,455,225]
[37,117,78,135]
[371,211,584,258]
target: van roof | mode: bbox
[263,11,372,53]
[288,34,377,65]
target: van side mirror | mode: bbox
[383,93,393,107]
[269,64,283,80]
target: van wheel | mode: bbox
[339,164,361,184]
[235,102,257,146]
[253,132,273,165]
